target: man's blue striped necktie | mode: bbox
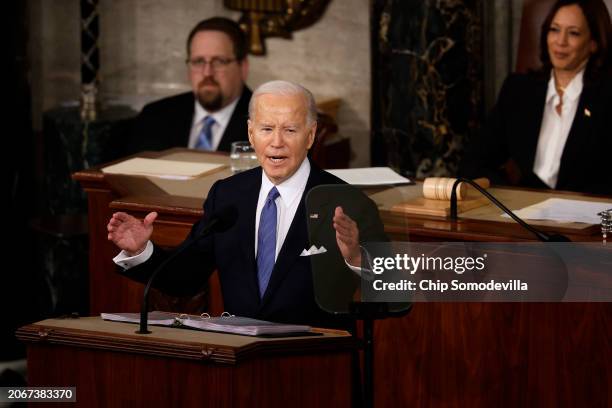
[257,187,280,298]
[195,116,216,150]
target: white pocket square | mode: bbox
[300,245,328,256]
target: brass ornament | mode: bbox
[224,0,331,55]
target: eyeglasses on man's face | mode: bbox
[186,56,237,72]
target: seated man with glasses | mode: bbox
[123,17,251,155]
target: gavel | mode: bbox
[422,177,490,201]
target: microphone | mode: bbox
[136,205,238,334]
[449,178,571,242]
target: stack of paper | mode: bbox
[101,158,226,180]
[181,316,311,336]
[101,312,312,337]
[101,311,178,326]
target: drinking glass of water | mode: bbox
[230,141,258,173]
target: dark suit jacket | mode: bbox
[122,86,252,156]
[460,73,612,195]
[121,161,387,326]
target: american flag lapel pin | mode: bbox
[584,108,591,117]
[309,213,319,219]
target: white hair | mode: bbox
[248,80,317,125]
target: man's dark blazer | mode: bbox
[121,161,387,326]
[122,86,252,156]
[460,72,612,195]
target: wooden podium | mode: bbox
[17,317,355,407]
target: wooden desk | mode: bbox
[73,151,612,407]
[17,317,354,407]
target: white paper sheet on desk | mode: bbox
[504,198,612,224]
[101,157,225,179]
[327,167,412,186]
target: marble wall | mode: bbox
[371,0,483,178]
[28,0,372,165]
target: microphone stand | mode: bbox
[449,178,570,242]
[136,218,221,334]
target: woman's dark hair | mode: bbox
[539,0,612,79]
[186,17,248,61]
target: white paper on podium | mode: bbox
[504,198,612,224]
[327,167,412,186]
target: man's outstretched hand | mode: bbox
[107,211,158,256]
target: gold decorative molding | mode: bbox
[224,0,331,55]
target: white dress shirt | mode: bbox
[187,97,240,150]
[533,70,584,188]
[113,158,311,269]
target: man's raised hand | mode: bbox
[107,211,158,256]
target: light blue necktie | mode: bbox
[195,116,216,150]
[257,187,280,298]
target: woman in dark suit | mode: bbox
[461,0,612,195]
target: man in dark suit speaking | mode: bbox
[123,17,251,155]
[107,80,385,326]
